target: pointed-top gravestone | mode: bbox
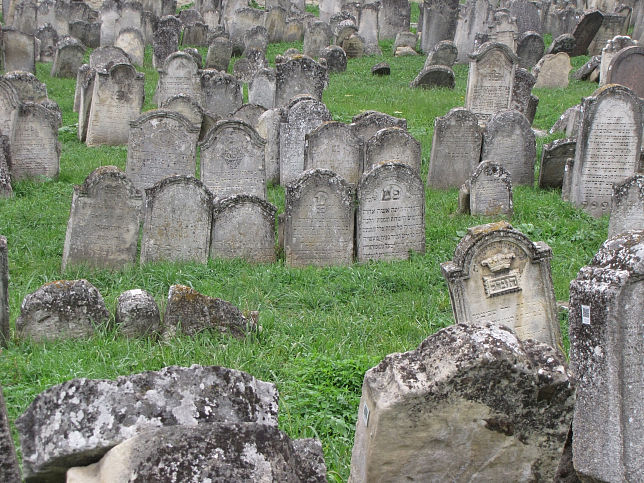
[608,175,644,238]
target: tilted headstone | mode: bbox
[442,220,562,350]
[350,110,407,143]
[481,109,536,185]
[16,365,278,482]
[459,161,513,216]
[249,68,276,109]
[365,127,421,174]
[427,107,482,190]
[205,36,233,71]
[115,289,161,338]
[349,324,573,482]
[0,236,8,348]
[140,176,213,264]
[378,0,410,40]
[566,85,643,217]
[424,39,458,67]
[35,23,58,62]
[608,175,644,237]
[50,36,86,78]
[516,31,544,70]
[154,51,202,107]
[15,279,110,342]
[274,56,328,107]
[211,194,277,263]
[113,27,145,67]
[62,166,142,270]
[532,52,572,88]
[0,383,21,482]
[410,65,456,89]
[256,107,283,184]
[605,45,644,98]
[599,36,636,87]
[538,138,576,189]
[284,168,354,267]
[304,121,363,185]
[588,12,629,56]
[2,28,36,73]
[200,70,243,118]
[356,162,425,262]
[549,104,581,138]
[200,120,267,199]
[453,0,495,63]
[569,230,644,483]
[571,10,603,57]
[159,93,203,132]
[85,63,145,146]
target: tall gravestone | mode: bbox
[0,236,8,348]
[159,94,203,132]
[2,28,36,73]
[153,26,180,69]
[356,162,425,262]
[569,230,644,483]
[304,121,363,185]
[0,382,21,482]
[453,0,495,63]
[566,85,643,217]
[608,175,644,238]
[599,36,636,87]
[571,10,603,57]
[126,110,200,191]
[274,56,328,106]
[284,169,354,267]
[441,220,562,351]
[62,166,143,270]
[378,0,410,41]
[357,3,382,55]
[140,176,213,264]
[365,127,421,174]
[155,51,202,107]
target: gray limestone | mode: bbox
[538,138,576,189]
[274,56,328,106]
[420,0,459,53]
[608,175,644,238]
[350,110,407,143]
[365,127,421,174]
[424,40,458,67]
[319,45,347,73]
[571,10,603,57]
[533,52,572,88]
[113,28,145,67]
[410,65,455,89]
[459,161,513,216]
[516,31,544,70]
[115,289,161,338]
[304,121,363,185]
[256,107,283,184]
[2,28,36,73]
[200,70,243,118]
[2,71,48,103]
[205,36,233,71]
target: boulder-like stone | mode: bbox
[349,324,574,482]
[115,289,161,338]
[0,383,21,482]
[546,33,576,56]
[16,365,279,482]
[66,423,326,482]
[394,45,417,57]
[15,280,110,342]
[371,61,390,75]
[410,65,455,89]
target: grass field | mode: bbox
[0,31,604,480]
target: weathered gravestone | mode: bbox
[159,93,203,132]
[409,65,455,89]
[113,27,145,67]
[350,110,407,143]
[598,35,636,87]
[566,85,643,217]
[140,176,213,264]
[424,40,458,67]
[154,51,202,107]
[546,33,576,56]
[441,220,562,350]
[378,0,410,41]
[62,166,142,270]
[356,162,425,262]
[357,3,382,55]
[0,383,21,482]
[608,175,644,237]
[284,169,354,267]
[488,10,518,51]
[2,28,36,73]
[3,72,48,103]
[233,103,267,130]
[16,365,279,482]
[420,0,459,54]
[453,0,495,63]
[509,0,541,34]
[35,23,58,62]
[349,323,573,482]
[465,42,518,123]
[248,68,276,110]
[10,0,38,35]
[533,52,572,89]
[0,236,8,348]
[50,36,86,78]
[279,98,332,185]
[427,107,482,190]
[605,45,644,98]
[206,36,233,72]
[200,120,266,199]
[459,161,513,216]
[516,31,544,70]
[481,109,536,186]
[392,32,417,57]
[274,56,328,106]
[15,279,110,342]
[571,10,603,57]
[152,25,180,69]
[0,80,20,148]
[115,289,161,338]
[304,121,363,185]
[183,22,210,47]
[98,0,121,46]
[211,194,277,263]
[256,107,283,184]
[126,110,200,192]
[303,21,331,59]
[200,70,243,118]
[538,138,576,189]
[69,21,101,49]
[85,63,145,146]
[569,230,644,483]
[588,12,629,56]
[0,137,11,197]
[365,127,421,174]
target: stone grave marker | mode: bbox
[0,136,11,198]
[410,65,455,89]
[569,230,644,483]
[0,236,8,348]
[205,36,233,71]
[62,166,143,270]
[11,0,38,35]
[304,121,363,185]
[510,67,536,121]
[256,107,283,184]
[0,80,20,145]
[0,382,21,482]
[453,0,495,63]
[200,120,266,199]
[35,23,58,62]
[546,33,576,56]
[357,3,382,55]
[200,70,243,118]
[424,40,458,67]
[3,72,47,103]
[365,127,421,174]
[265,6,288,43]
[571,10,603,57]
[427,107,482,190]
[538,138,576,189]
[211,194,277,262]
[356,162,425,262]
[2,28,36,73]
[532,52,572,88]
[303,21,332,59]
[350,110,407,143]
[489,10,518,51]
[233,103,266,130]
[50,37,86,78]
[566,85,642,217]
[441,220,562,349]
[115,289,161,338]
[98,0,120,46]
[140,176,213,264]
[242,25,269,56]
[114,27,145,67]
[274,56,328,106]
[516,31,544,70]
[420,0,459,54]
[152,26,180,69]
[599,36,636,87]
[608,175,644,237]
[126,110,200,191]
[509,0,541,34]
[378,0,410,40]
[588,12,629,56]
[320,45,347,73]
[459,161,513,216]
[392,32,417,56]
[159,93,203,132]
[249,68,276,109]
[182,22,210,47]
[605,45,644,98]
[155,51,201,107]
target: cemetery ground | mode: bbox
[0,30,605,480]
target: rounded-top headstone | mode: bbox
[115,289,161,338]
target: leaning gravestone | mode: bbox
[2,28,36,73]
[538,138,576,189]
[200,120,266,199]
[356,162,425,262]
[140,176,213,264]
[62,166,142,270]
[365,127,421,174]
[126,110,200,191]
[200,70,243,118]
[569,230,644,483]
[0,237,8,348]
[566,85,642,217]
[284,169,354,267]
[587,12,629,56]
[274,56,328,106]
[459,161,513,216]
[605,45,644,98]
[481,109,536,186]
[15,280,110,342]
[427,107,482,190]
[350,110,407,143]
[115,289,161,338]
[154,51,202,107]
[571,10,603,57]
[304,121,363,185]
[349,323,573,482]
[420,0,459,54]
[424,40,458,67]
[16,365,279,482]
[0,383,21,482]
[50,36,86,78]
[607,175,644,238]
[211,195,277,263]
[441,220,562,350]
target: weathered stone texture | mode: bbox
[0,383,21,483]
[115,289,161,338]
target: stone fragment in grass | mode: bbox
[115,289,161,338]
[371,61,390,75]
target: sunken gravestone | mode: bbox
[538,138,576,189]
[441,221,562,350]
[304,121,363,185]
[459,161,513,217]
[365,127,421,174]
[608,175,644,238]
[115,289,161,338]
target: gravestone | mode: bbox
[62,166,143,270]
[0,383,21,482]
[0,237,8,348]
[11,102,61,181]
[549,105,581,137]
[140,176,213,264]
[249,68,276,109]
[441,220,562,349]
[99,0,120,46]
[365,127,421,174]
[533,52,572,88]
[567,85,643,217]
[588,12,629,56]
[152,26,180,69]
[427,108,482,190]
[357,3,381,55]
[489,10,518,51]
[350,110,407,143]
[182,22,210,47]
[279,98,332,185]
[546,33,576,56]
[571,10,603,56]
[200,120,266,199]
[453,0,495,63]
[465,42,518,123]
[85,63,145,146]
[510,67,536,120]
[11,0,38,35]
[50,37,86,78]
[599,36,636,87]
[35,24,58,62]
[243,26,269,55]
[205,36,233,71]
[0,136,11,198]
[509,0,541,34]
[126,110,200,191]
[233,103,266,130]
[378,0,410,40]
[516,31,544,70]
[356,162,425,262]
[319,45,347,73]
[113,27,145,67]
[200,70,243,118]
[538,138,576,189]
[265,6,288,42]
[569,230,644,483]
[393,32,417,56]
[0,80,20,145]
[303,21,332,59]
[284,169,354,267]
[211,194,277,262]
[140,12,157,45]
[608,175,644,237]
[342,33,365,58]
[459,161,513,216]
[410,65,455,89]
[3,71,47,103]
[481,109,536,186]
[605,45,644,98]
[304,121,363,185]
[424,40,458,67]
[256,107,283,184]
[2,28,36,73]
[159,94,203,132]
[274,56,328,106]
[155,51,202,107]
[420,0,459,54]
[371,62,390,76]
[115,289,161,338]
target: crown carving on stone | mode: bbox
[481,252,515,272]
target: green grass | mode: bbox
[0,37,603,481]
